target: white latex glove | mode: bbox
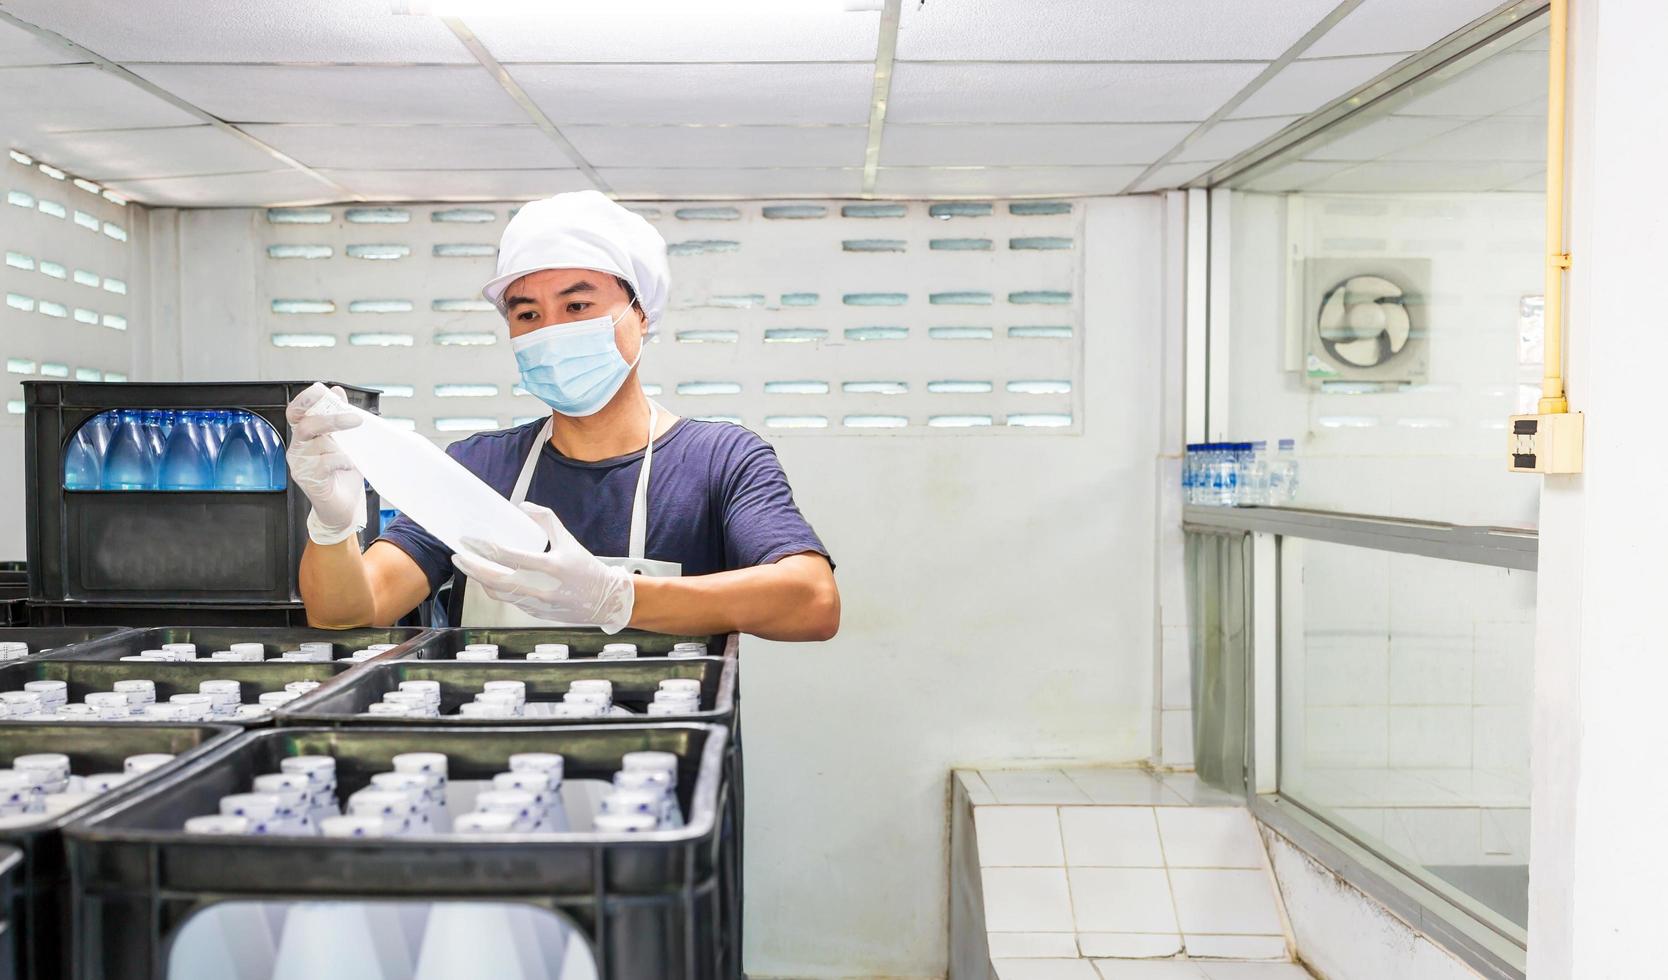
[452,502,636,633]
[285,382,367,546]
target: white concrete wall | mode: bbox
[145,194,1169,978]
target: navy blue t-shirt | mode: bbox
[377,418,830,624]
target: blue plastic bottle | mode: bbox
[85,411,115,459]
[141,410,170,459]
[250,413,287,490]
[63,427,102,489]
[214,411,268,490]
[158,411,215,490]
[102,409,159,489]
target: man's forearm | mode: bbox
[628,554,839,641]
[298,539,378,628]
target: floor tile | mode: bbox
[1157,772,1245,806]
[994,958,1102,980]
[1093,961,1209,979]
[1060,806,1164,867]
[1184,934,1289,959]
[1155,808,1266,869]
[1195,963,1314,979]
[977,806,1065,867]
[984,769,1095,804]
[1062,768,1186,805]
[983,867,1076,932]
[988,932,1078,958]
[1067,867,1179,934]
[1168,869,1285,936]
[1077,931,1182,957]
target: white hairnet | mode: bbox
[481,190,670,327]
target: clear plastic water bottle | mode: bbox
[158,410,215,490]
[85,411,115,459]
[199,410,225,458]
[214,411,269,490]
[64,426,102,489]
[253,414,288,489]
[141,410,171,459]
[102,409,158,489]
[1268,438,1299,505]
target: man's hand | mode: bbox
[452,502,636,633]
[286,382,367,546]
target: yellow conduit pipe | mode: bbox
[1541,0,1571,415]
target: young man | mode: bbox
[290,191,838,639]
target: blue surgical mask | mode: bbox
[512,309,641,417]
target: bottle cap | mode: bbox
[532,643,570,658]
[507,753,563,778]
[592,812,657,834]
[493,771,554,795]
[121,655,168,662]
[320,815,389,838]
[161,643,198,659]
[233,705,271,720]
[281,755,337,782]
[113,679,156,704]
[553,702,602,718]
[367,703,417,717]
[645,702,681,716]
[85,692,130,711]
[398,680,442,700]
[481,680,526,700]
[620,751,678,776]
[369,772,429,801]
[598,643,638,660]
[613,769,672,794]
[84,772,131,793]
[668,642,707,658]
[219,793,282,819]
[392,752,448,777]
[199,680,240,702]
[456,648,497,662]
[124,753,176,774]
[0,692,42,712]
[185,815,251,835]
[459,701,512,718]
[284,681,321,695]
[14,753,70,778]
[474,789,536,817]
[141,703,189,721]
[138,649,180,661]
[568,679,613,694]
[657,679,701,697]
[229,642,265,660]
[600,788,663,816]
[298,642,334,655]
[23,680,67,701]
[0,641,29,660]
[563,690,609,706]
[475,690,521,711]
[347,789,415,818]
[453,811,517,835]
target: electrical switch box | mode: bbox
[1508,412,1584,474]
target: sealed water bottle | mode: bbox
[102,409,158,489]
[214,411,269,490]
[1268,438,1299,505]
[64,426,102,489]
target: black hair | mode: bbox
[614,276,643,315]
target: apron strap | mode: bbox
[511,406,658,561]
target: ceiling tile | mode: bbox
[509,64,874,126]
[0,17,83,66]
[597,167,859,198]
[327,168,592,200]
[1500,171,1546,193]
[128,65,527,125]
[564,125,866,169]
[1304,0,1507,58]
[0,0,473,63]
[1394,51,1546,117]
[1304,159,1543,193]
[896,0,1339,61]
[889,62,1267,124]
[1302,115,1468,161]
[1172,116,1299,163]
[881,123,1194,167]
[1228,54,1406,118]
[17,125,285,180]
[1383,115,1545,163]
[468,1,880,63]
[0,65,198,136]
[873,165,1144,197]
[1129,160,1218,194]
[243,124,571,170]
[100,169,342,207]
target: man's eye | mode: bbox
[567,303,590,314]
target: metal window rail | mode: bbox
[1182,505,1536,570]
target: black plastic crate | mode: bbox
[396,626,731,661]
[280,654,736,727]
[0,627,130,658]
[25,602,315,628]
[0,723,236,980]
[0,661,360,728]
[35,626,430,663]
[0,846,18,980]
[66,724,733,980]
[24,381,380,613]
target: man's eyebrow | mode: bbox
[506,280,597,308]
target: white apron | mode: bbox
[460,403,682,627]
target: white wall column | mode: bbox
[1530,1,1668,975]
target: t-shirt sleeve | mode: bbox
[718,432,833,570]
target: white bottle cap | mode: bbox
[123,753,176,774]
[481,680,526,701]
[168,694,212,719]
[613,769,673,794]
[397,680,442,702]
[113,679,156,704]
[463,643,500,654]
[525,650,567,662]
[493,770,555,796]
[459,701,511,718]
[347,789,415,818]
[14,753,71,779]
[474,789,536,818]
[599,788,663,817]
[23,680,67,702]
[620,751,678,778]
[0,691,42,712]
[229,642,265,660]
[645,702,681,716]
[593,812,658,833]
[279,651,324,662]
[456,648,497,662]
[298,641,333,655]
[161,643,197,659]
[0,641,30,660]
[198,680,240,704]
[219,792,281,819]
[258,691,299,708]
[507,753,563,779]
[85,692,131,715]
[563,690,609,706]
[366,703,417,717]
[657,679,701,697]
[232,705,270,720]
[568,679,613,695]
[281,755,337,782]
[0,771,33,805]
[141,703,188,721]
[251,774,308,811]
[474,691,521,712]
[122,655,168,662]
[383,690,429,710]
[453,811,517,835]
[369,772,430,808]
[598,643,638,660]
[668,642,707,658]
[531,643,570,659]
[206,652,242,661]
[284,681,321,695]
[392,752,448,777]
[185,815,251,835]
[345,650,376,662]
[84,772,131,793]
[553,702,602,718]
[320,815,389,838]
